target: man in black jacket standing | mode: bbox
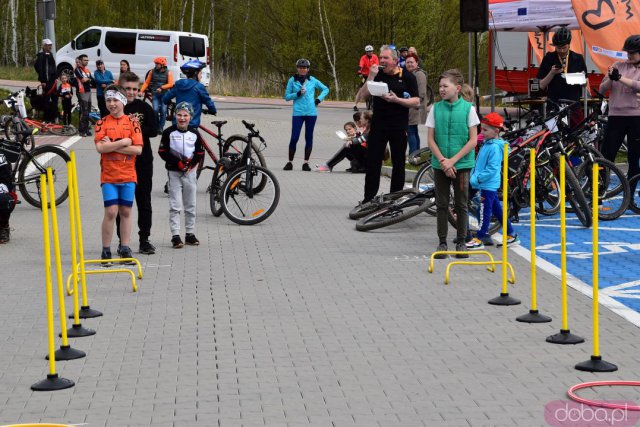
[33,38,58,122]
[116,71,158,255]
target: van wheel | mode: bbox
[57,63,73,79]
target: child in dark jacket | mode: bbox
[0,146,17,243]
[158,101,204,249]
[466,112,519,250]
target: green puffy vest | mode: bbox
[431,98,475,170]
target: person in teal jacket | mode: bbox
[283,58,329,171]
[466,112,519,250]
[94,60,115,117]
[427,69,479,258]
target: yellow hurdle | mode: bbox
[516,148,551,322]
[45,168,85,361]
[31,175,74,392]
[488,143,520,305]
[546,155,584,344]
[428,250,497,274]
[575,163,617,371]
[445,260,516,285]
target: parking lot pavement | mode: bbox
[3,100,640,426]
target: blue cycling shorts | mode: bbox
[101,182,136,207]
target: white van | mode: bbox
[55,26,211,86]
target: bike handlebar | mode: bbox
[241,120,265,143]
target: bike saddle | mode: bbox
[211,120,227,127]
[17,127,37,136]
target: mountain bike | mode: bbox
[0,128,70,208]
[2,91,77,138]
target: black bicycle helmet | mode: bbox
[296,58,310,68]
[622,35,640,52]
[399,46,409,53]
[180,59,206,78]
[552,27,572,46]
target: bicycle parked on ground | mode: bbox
[2,91,77,138]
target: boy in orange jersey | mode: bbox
[94,85,143,264]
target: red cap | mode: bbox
[481,112,505,130]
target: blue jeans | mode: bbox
[152,92,167,130]
[477,189,514,239]
[407,125,420,154]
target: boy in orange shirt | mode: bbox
[94,85,143,264]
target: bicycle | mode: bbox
[217,120,280,225]
[69,102,101,125]
[0,127,70,209]
[2,91,77,138]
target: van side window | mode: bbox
[105,31,137,55]
[76,29,101,50]
[179,36,205,58]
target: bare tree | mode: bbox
[208,0,215,82]
[243,0,250,72]
[190,0,195,32]
[179,1,188,31]
[318,0,339,98]
[9,0,18,66]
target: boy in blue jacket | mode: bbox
[466,112,519,250]
[163,60,216,128]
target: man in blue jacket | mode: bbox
[466,112,519,250]
[162,60,216,128]
[283,58,329,171]
[94,60,115,117]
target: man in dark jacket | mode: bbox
[33,38,58,122]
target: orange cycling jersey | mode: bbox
[94,114,143,184]
[359,54,379,77]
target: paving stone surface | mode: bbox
[2,97,640,427]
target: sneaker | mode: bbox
[466,238,485,251]
[481,236,494,246]
[172,235,184,248]
[302,163,311,171]
[84,130,92,136]
[283,162,293,171]
[0,226,10,243]
[353,105,359,111]
[455,242,469,258]
[433,242,448,259]
[101,249,112,267]
[117,245,136,265]
[185,233,200,246]
[139,240,156,255]
[345,167,353,172]
[164,181,169,194]
[315,164,331,172]
[497,234,521,247]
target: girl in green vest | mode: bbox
[426,69,480,258]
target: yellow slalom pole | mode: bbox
[70,152,102,318]
[68,161,79,322]
[517,149,551,322]
[46,168,85,361]
[547,155,583,344]
[488,143,520,305]
[575,163,617,370]
[40,174,56,375]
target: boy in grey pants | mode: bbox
[158,102,204,248]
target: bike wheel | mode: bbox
[628,174,640,214]
[576,157,629,221]
[49,124,78,136]
[412,163,436,215]
[208,171,227,217]
[536,166,560,216]
[555,153,591,227]
[221,166,279,225]
[224,135,267,192]
[348,189,416,220]
[18,145,70,209]
[355,195,429,232]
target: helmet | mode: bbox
[153,57,167,66]
[399,46,409,53]
[296,58,310,68]
[364,45,374,52]
[622,35,640,52]
[175,101,194,117]
[180,59,206,77]
[551,27,572,46]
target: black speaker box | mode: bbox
[460,0,489,33]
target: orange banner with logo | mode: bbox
[528,30,584,64]
[572,0,640,72]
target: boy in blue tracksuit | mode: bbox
[466,112,519,250]
[162,60,216,128]
[283,58,329,171]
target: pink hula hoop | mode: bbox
[568,381,640,411]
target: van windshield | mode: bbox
[179,36,205,58]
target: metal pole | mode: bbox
[468,32,473,85]
[43,0,57,55]
[490,30,496,112]
[583,33,588,115]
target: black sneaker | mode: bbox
[433,242,448,259]
[283,162,293,171]
[172,235,184,248]
[84,130,92,136]
[0,226,9,244]
[353,105,359,111]
[455,242,469,259]
[117,245,136,265]
[101,249,112,267]
[164,181,169,194]
[185,233,200,246]
[139,240,156,254]
[302,163,311,171]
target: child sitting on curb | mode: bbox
[316,111,371,173]
[466,112,519,250]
